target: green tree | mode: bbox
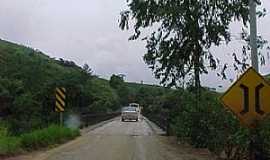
[8,92,42,134]
[82,64,93,76]
[109,74,129,105]
[119,0,249,99]
[88,78,120,112]
[109,74,125,89]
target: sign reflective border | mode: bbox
[221,67,270,128]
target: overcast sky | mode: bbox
[0,0,270,91]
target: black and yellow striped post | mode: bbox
[55,87,66,125]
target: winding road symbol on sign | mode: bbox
[221,67,270,128]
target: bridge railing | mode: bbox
[144,113,171,135]
[80,112,121,128]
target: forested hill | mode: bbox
[0,39,167,134]
[3,39,270,157]
[266,74,270,80]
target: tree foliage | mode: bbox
[109,74,125,89]
[109,74,130,105]
[120,0,250,88]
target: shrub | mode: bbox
[20,125,80,150]
[147,88,251,158]
[0,125,80,156]
[0,122,8,138]
[0,136,22,156]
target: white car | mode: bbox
[121,107,139,122]
[129,103,140,112]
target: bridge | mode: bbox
[4,116,212,160]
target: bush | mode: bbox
[21,125,80,150]
[0,125,80,156]
[0,122,8,138]
[0,136,22,156]
[144,88,253,158]
[0,122,22,156]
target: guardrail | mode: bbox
[80,112,121,128]
[144,113,170,135]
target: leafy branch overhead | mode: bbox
[231,26,270,77]
[120,0,251,87]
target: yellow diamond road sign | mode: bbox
[221,67,270,128]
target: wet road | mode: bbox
[17,117,213,160]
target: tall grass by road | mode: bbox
[0,136,22,155]
[0,125,80,156]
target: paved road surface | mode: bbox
[13,117,214,160]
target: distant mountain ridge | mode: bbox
[0,38,160,91]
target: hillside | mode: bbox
[3,39,270,159]
[0,39,224,138]
[0,39,118,134]
[0,39,160,90]
[126,82,165,94]
[0,39,169,135]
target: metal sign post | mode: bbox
[60,112,63,126]
[249,0,260,158]
[249,0,258,72]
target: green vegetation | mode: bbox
[1,38,270,159]
[109,74,129,105]
[20,125,80,150]
[137,86,270,159]
[266,74,270,80]
[0,39,168,156]
[118,1,269,159]
[0,107,22,156]
[119,0,251,110]
[0,39,121,135]
[0,39,124,156]
[0,125,79,156]
[0,136,22,155]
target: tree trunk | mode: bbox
[194,42,201,109]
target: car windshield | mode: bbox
[122,107,136,112]
[129,103,139,107]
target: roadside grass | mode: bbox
[0,125,80,156]
[0,136,22,155]
[21,125,80,150]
